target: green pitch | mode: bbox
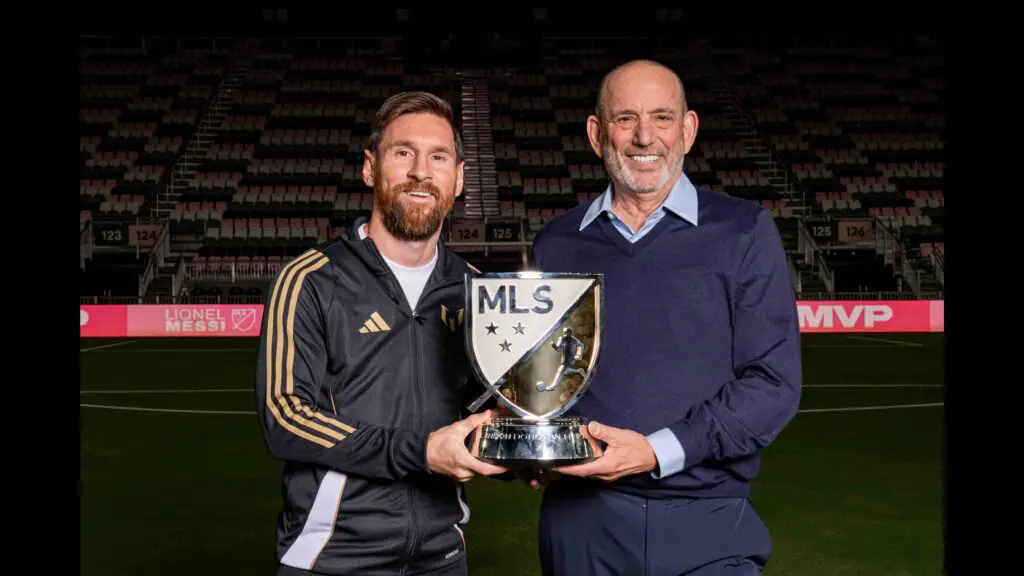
[80,333,943,576]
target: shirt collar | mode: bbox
[579,171,699,231]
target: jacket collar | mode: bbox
[347,217,460,284]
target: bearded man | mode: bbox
[255,91,506,576]
[529,60,802,575]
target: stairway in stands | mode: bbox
[155,69,251,225]
[707,78,824,294]
[143,43,257,299]
[459,71,500,219]
[707,80,806,217]
[797,264,829,295]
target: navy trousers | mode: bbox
[539,481,772,576]
[276,557,466,576]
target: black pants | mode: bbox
[276,556,466,576]
[539,482,771,576]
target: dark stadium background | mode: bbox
[77,8,949,575]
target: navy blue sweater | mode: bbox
[532,187,802,499]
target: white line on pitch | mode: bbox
[804,345,915,349]
[80,340,136,353]
[845,335,925,347]
[798,402,943,414]
[79,404,255,415]
[84,348,254,353]
[79,389,251,394]
[803,384,943,388]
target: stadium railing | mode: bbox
[871,215,931,297]
[137,222,170,297]
[814,250,835,292]
[80,221,93,271]
[930,250,944,287]
[873,215,909,278]
[797,222,834,291]
[171,256,188,296]
[183,261,284,284]
[787,256,801,293]
[716,75,803,213]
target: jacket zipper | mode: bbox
[405,309,423,571]
[363,238,464,573]
[401,280,462,573]
[404,279,464,570]
[361,240,417,573]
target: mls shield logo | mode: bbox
[231,308,257,332]
[465,272,603,420]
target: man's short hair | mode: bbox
[367,91,464,162]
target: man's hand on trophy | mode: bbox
[426,410,508,482]
[553,421,657,482]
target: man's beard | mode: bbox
[601,135,685,195]
[375,178,454,242]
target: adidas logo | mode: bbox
[358,312,391,334]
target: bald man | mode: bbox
[530,60,802,575]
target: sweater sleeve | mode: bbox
[662,209,802,474]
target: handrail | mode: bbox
[899,250,921,296]
[184,262,285,283]
[81,295,267,305]
[717,75,800,210]
[930,250,945,287]
[814,250,835,292]
[872,216,899,267]
[171,256,187,298]
[787,256,801,293]
[797,219,834,291]
[797,291,943,301]
[80,220,94,271]
[160,68,241,215]
[137,222,170,297]
[873,215,924,295]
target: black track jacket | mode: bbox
[255,218,486,575]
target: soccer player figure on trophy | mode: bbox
[538,327,587,393]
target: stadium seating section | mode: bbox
[79,36,943,301]
[80,42,232,296]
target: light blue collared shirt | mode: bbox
[579,173,699,480]
[579,171,700,238]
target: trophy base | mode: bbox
[467,416,602,468]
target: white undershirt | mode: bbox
[359,223,437,309]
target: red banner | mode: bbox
[80,305,129,338]
[795,300,942,333]
[127,305,262,337]
[81,304,262,338]
[80,301,944,338]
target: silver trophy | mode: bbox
[464,272,604,468]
